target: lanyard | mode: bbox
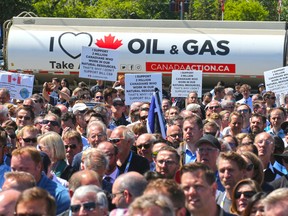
[220,192,226,208]
[124,152,133,173]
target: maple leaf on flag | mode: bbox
[95,34,123,50]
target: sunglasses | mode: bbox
[136,143,151,150]
[70,201,98,213]
[17,116,31,121]
[64,144,77,150]
[235,191,256,199]
[156,159,176,166]
[169,133,182,138]
[269,96,276,99]
[108,138,121,144]
[42,120,59,126]
[22,137,37,143]
[246,163,254,171]
[13,214,45,216]
[208,106,220,110]
[238,109,249,114]
[95,96,104,100]
[140,116,148,120]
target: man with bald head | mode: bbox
[97,141,119,184]
[68,170,101,197]
[166,125,183,148]
[135,133,156,170]
[0,189,21,215]
[111,171,148,214]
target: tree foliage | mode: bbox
[188,0,219,20]
[0,0,34,24]
[224,0,268,21]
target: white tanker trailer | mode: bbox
[2,15,288,88]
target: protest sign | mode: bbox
[79,47,118,81]
[171,70,202,97]
[125,73,162,105]
[0,71,34,100]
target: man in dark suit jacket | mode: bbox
[109,126,150,175]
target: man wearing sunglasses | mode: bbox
[41,113,61,134]
[135,133,156,171]
[15,106,35,130]
[71,185,108,216]
[109,126,150,175]
[62,129,83,165]
[17,125,39,148]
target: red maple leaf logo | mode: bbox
[95,34,123,50]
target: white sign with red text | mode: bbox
[171,70,202,97]
[125,73,162,105]
[79,46,118,81]
[0,71,34,100]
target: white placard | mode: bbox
[0,71,34,100]
[171,70,202,97]
[264,66,288,95]
[125,73,162,105]
[79,46,118,81]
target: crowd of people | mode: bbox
[0,75,288,216]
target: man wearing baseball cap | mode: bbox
[195,134,224,191]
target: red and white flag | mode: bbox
[220,0,225,12]
[7,74,21,85]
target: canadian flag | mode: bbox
[7,74,22,85]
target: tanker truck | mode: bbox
[2,14,288,88]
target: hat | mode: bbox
[281,121,288,131]
[258,83,265,88]
[195,134,221,151]
[72,103,88,114]
[113,98,125,107]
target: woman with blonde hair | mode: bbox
[38,131,75,181]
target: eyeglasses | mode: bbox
[136,143,151,150]
[22,137,37,143]
[109,191,124,199]
[169,133,182,138]
[65,144,77,149]
[238,109,249,114]
[14,214,46,216]
[246,163,254,171]
[108,138,122,144]
[42,120,59,126]
[235,191,256,199]
[17,116,31,121]
[140,116,148,121]
[95,96,104,100]
[156,159,177,166]
[255,140,273,145]
[70,202,98,213]
[196,147,218,154]
[208,106,220,110]
[241,142,253,145]
[32,99,41,103]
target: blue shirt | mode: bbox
[0,164,11,189]
[37,173,70,215]
[267,128,285,139]
[185,148,196,164]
